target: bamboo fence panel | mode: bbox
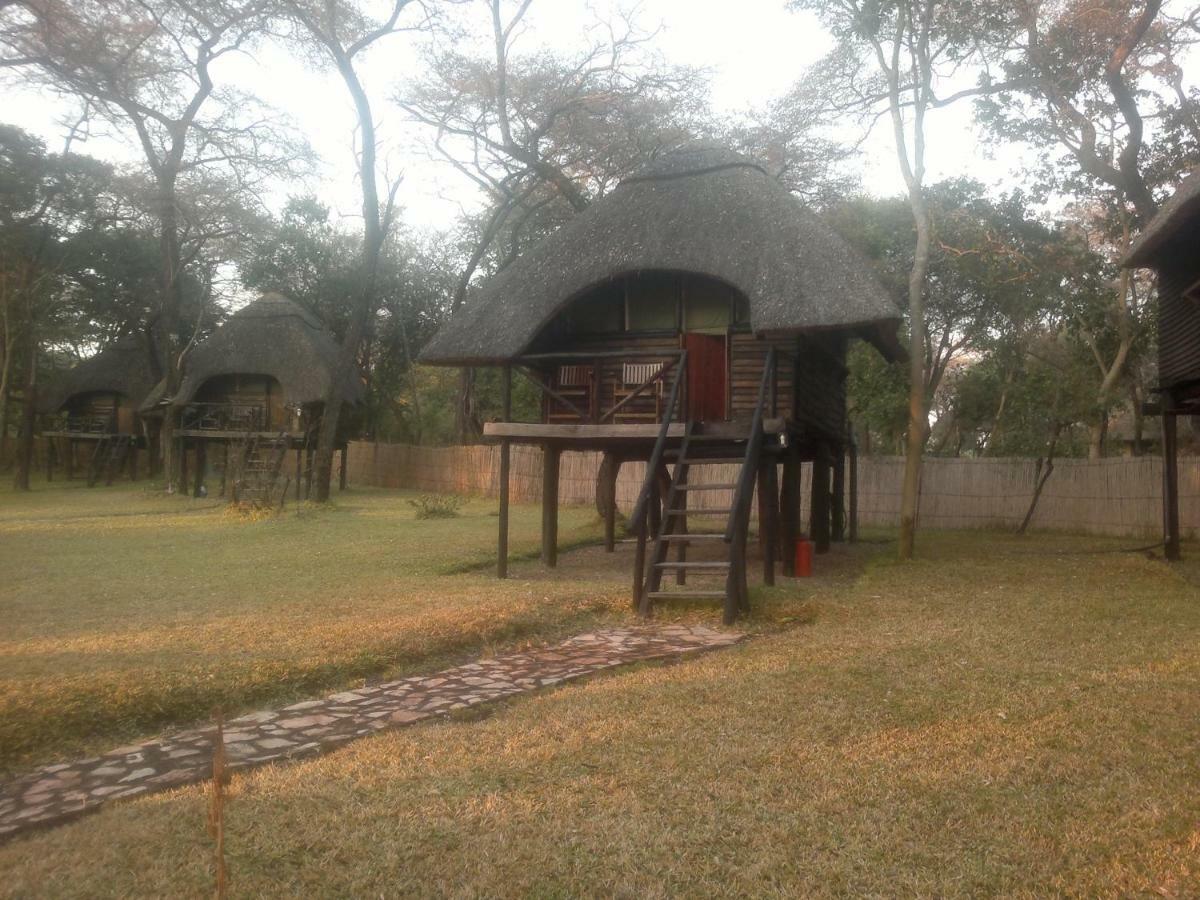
[345,442,1200,538]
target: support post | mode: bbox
[780,444,800,576]
[541,442,560,567]
[831,446,846,542]
[674,459,688,585]
[758,458,778,586]
[65,439,75,480]
[129,445,138,482]
[45,437,55,482]
[180,438,189,493]
[192,440,206,498]
[600,451,618,553]
[1163,409,1181,562]
[219,443,229,497]
[339,446,348,491]
[498,365,512,578]
[848,440,859,543]
[295,447,302,501]
[811,445,831,554]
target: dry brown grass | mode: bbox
[2,521,1198,897]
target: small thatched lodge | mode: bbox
[1123,167,1200,561]
[142,293,362,498]
[421,143,902,621]
[41,336,160,484]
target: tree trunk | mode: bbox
[455,368,481,445]
[13,333,35,491]
[313,53,384,502]
[156,173,184,493]
[898,190,932,560]
[1087,414,1108,461]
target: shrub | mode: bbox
[407,493,465,519]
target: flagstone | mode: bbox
[0,624,741,841]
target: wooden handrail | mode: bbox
[725,347,775,543]
[630,350,688,534]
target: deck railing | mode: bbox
[49,413,115,434]
[629,350,689,609]
[182,402,269,433]
[511,349,684,425]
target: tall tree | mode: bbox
[977,0,1200,457]
[787,0,1017,557]
[279,0,428,501]
[397,0,708,439]
[1,0,301,490]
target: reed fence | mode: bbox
[346,442,1200,539]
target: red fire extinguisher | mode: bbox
[795,539,813,577]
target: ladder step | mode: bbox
[653,561,730,570]
[666,508,732,516]
[676,483,737,491]
[646,590,728,600]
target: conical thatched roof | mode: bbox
[142,293,362,412]
[420,143,903,366]
[1124,167,1200,268]
[39,336,160,413]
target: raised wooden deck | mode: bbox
[482,418,787,448]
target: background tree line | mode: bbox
[1,0,1197,513]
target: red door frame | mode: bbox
[684,332,728,422]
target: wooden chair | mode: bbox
[612,361,666,423]
[547,365,593,422]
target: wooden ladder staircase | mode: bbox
[640,428,755,623]
[232,432,290,508]
[86,435,132,487]
[632,347,776,625]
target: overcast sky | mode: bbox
[2,0,1028,234]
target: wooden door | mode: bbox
[685,332,727,422]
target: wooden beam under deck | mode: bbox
[482,419,787,446]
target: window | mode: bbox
[565,283,623,334]
[684,279,732,331]
[626,274,679,331]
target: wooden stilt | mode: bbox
[66,439,75,481]
[304,447,314,499]
[675,459,688,586]
[193,440,206,498]
[811,445,831,554]
[600,451,618,553]
[1163,408,1181,561]
[499,366,513,579]
[129,445,138,482]
[831,447,846,542]
[498,440,511,578]
[780,445,800,576]
[219,443,229,497]
[339,446,348,490]
[758,458,778,586]
[848,441,859,543]
[180,438,189,492]
[542,443,560,567]
[295,448,302,501]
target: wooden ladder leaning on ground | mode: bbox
[231,432,291,509]
[632,348,776,624]
[86,435,132,488]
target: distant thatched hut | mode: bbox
[142,293,362,499]
[1123,167,1200,560]
[421,143,901,621]
[41,336,160,484]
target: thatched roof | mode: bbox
[39,336,160,413]
[141,293,362,412]
[420,143,903,366]
[1124,168,1200,268]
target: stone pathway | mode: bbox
[0,625,741,841]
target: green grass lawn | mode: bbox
[0,479,619,772]
[3,480,1200,896]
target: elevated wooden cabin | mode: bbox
[1123,167,1200,560]
[421,144,902,621]
[142,293,363,500]
[41,337,159,485]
